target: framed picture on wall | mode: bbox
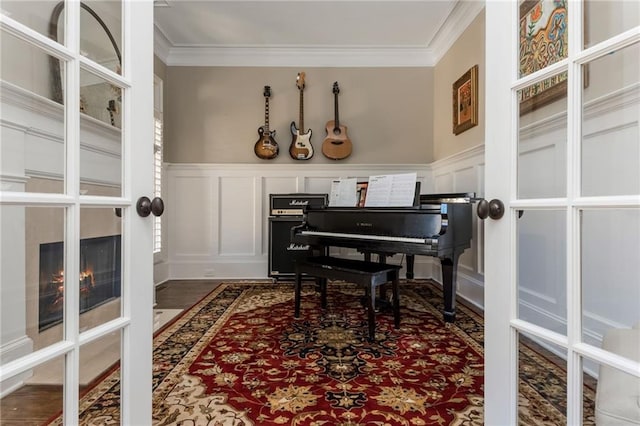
[452,64,478,135]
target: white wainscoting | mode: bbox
[430,145,486,310]
[165,164,440,280]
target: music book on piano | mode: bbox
[328,177,358,207]
[364,172,417,207]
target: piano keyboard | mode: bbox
[299,230,433,244]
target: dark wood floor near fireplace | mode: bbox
[0,280,223,425]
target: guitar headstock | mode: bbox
[263,85,271,98]
[296,72,306,91]
[332,81,340,95]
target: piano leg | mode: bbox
[378,254,389,301]
[366,281,376,341]
[320,278,328,309]
[406,255,415,280]
[440,253,460,323]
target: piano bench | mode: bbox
[294,256,401,341]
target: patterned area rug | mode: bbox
[50,281,595,425]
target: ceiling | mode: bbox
[153,1,484,67]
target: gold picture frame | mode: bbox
[452,64,478,135]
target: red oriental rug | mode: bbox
[50,280,595,425]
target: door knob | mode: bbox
[477,198,505,220]
[136,196,165,217]
[151,197,164,216]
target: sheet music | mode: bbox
[364,172,417,207]
[328,177,358,207]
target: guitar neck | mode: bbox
[264,97,270,132]
[299,89,304,132]
[334,93,340,129]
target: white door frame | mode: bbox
[0,1,154,423]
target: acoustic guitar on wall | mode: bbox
[322,81,352,160]
[289,72,314,160]
[254,85,279,159]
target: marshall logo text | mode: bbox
[287,243,310,251]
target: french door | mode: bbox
[0,0,154,424]
[485,1,639,424]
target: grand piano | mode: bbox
[291,193,474,323]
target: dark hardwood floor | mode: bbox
[155,279,222,309]
[0,280,222,425]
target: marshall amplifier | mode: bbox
[268,217,325,279]
[270,193,328,216]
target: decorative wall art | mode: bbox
[519,0,569,114]
[452,64,478,135]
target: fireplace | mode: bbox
[39,235,122,331]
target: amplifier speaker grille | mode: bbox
[268,217,315,279]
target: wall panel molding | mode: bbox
[165,163,433,280]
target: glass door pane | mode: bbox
[581,209,640,353]
[584,0,639,49]
[0,354,66,424]
[517,330,568,423]
[79,68,123,196]
[1,32,66,194]
[581,42,640,197]
[517,209,567,334]
[0,0,60,40]
[78,207,123,332]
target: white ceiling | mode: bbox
[153,1,485,67]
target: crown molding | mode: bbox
[429,0,485,63]
[152,0,485,68]
[154,26,172,63]
[161,44,436,67]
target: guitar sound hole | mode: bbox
[333,128,341,135]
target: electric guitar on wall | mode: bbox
[254,86,279,159]
[322,81,352,160]
[289,72,314,160]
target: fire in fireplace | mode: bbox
[39,235,122,331]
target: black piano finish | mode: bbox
[291,193,473,323]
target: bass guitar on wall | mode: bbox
[254,85,279,159]
[322,81,352,160]
[289,72,314,160]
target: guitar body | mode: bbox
[322,120,352,160]
[254,85,279,160]
[321,81,352,160]
[289,121,314,160]
[289,72,314,160]
[254,127,279,159]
